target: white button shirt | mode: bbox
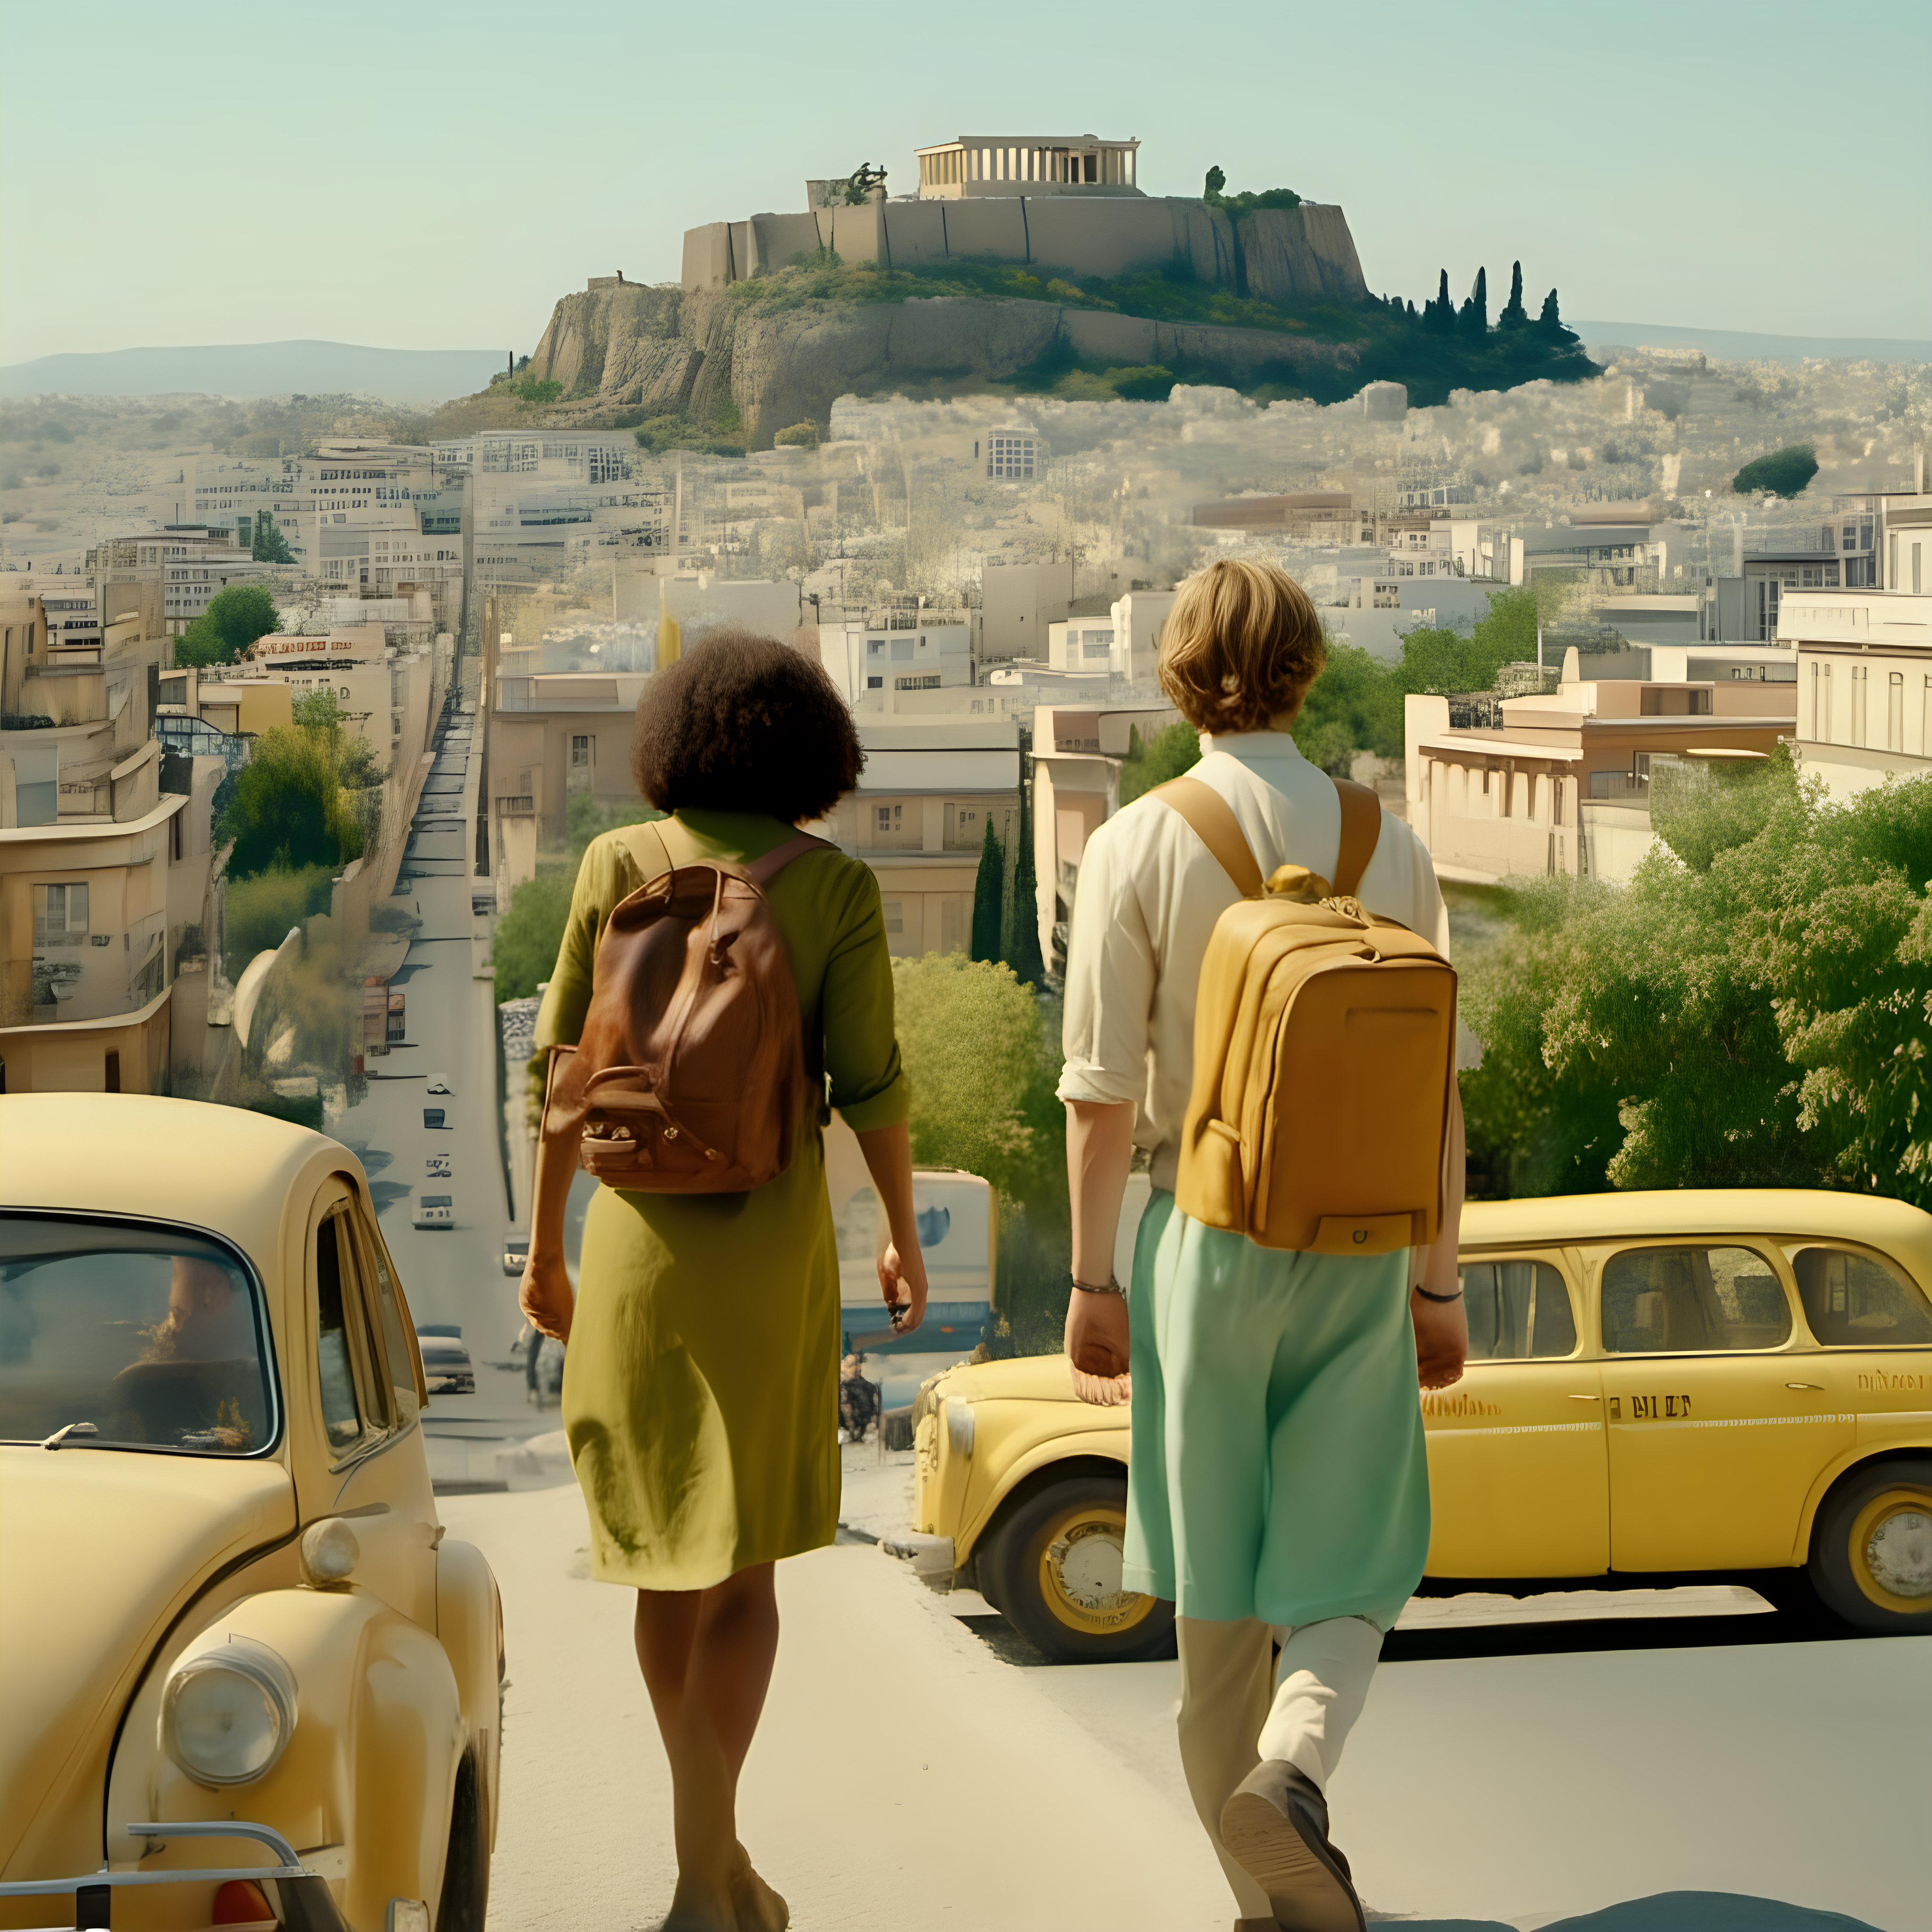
[1057,732,1451,1191]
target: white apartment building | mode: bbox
[820,618,972,708]
[1780,575,1932,802]
[163,549,272,630]
[464,431,667,583]
[810,719,1021,958]
[984,430,1042,481]
[1047,615,1117,673]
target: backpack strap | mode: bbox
[1331,778,1383,898]
[1149,776,1264,898]
[744,830,835,886]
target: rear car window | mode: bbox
[1791,1246,1932,1348]
[1,1213,275,1455]
[1602,1244,1791,1354]
[1459,1258,1578,1359]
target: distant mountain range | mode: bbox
[1571,321,1930,365]
[0,340,511,403]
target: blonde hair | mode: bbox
[1157,557,1327,734]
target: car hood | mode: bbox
[0,1449,296,1875]
[930,1352,1088,1405]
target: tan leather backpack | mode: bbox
[1153,772,1457,1256]
[542,820,829,1192]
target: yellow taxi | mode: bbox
[886,1190,1932,1661]
[0,1094,503,1932]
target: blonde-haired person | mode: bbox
[1057,556,1467,1932]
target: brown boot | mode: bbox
[1219,1761,1364,1932]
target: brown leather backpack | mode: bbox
[1154,771,1457,1256]
[541,820,830,1192]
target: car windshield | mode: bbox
[0,1214,275,1455]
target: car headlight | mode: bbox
[944,1398,975,1458]
[159,1636,297,1786]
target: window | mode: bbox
[1790,1246,1932,1348]
[352,1209,420,1426]
[1888,669,1903,752]
[33,883,88,948]
[1916,543,1924,595]
[570,734,591,766]
[882,899,903,936]
[1850,664,1867,748]
[875,803,902,832]
[1601,1245,1791,1354]
[1459,1258,1577,1360]
[315,1210,371,1452]
[0,1215,274,1455]
[866,675,883,689]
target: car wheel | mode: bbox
[982,1475,1176,1664]
[1808,1457,1932,1634]
[436,1750,490,1932]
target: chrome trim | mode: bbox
[0,1821,304,1894]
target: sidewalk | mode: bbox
[439,1478,1920,1932]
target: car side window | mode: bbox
[1791,1246,1932,1348]
[1458,1258,1577,1360]
[352,1207,421,1425]
[315,1211,368,1453]
[1602,1244,1791,1354]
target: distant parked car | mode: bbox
[0,1093,501,1930]
[427,1075,452,1096]
[412,1194,454,1231]
[416,1325,476,1396]
[501,1234,529,1280]
[426,1156,452,1179]
[423,1108,448,1130]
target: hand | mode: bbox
[519,1251,575,1344]
[1066,1290,1131,1407]
[1412,1287,1467,1391]
[880,1239,928,1336]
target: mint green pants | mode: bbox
[1121,1191,1431,1630]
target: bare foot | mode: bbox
[658,1877,736,1932]
[730,1843,789,1932]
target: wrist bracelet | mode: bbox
[1071,1274,1126,1297]
[1413,1283,1463,1303]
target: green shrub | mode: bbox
[223,865,335,979]
[493,872,576,1002]
[774,420,821,447]
[1732,444,1818,499]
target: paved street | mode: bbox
[440,1474,1923,1932]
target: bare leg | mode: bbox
[635,1564,784,1932]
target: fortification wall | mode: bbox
[681,196,1367,306]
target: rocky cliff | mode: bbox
[522,281,1367,448]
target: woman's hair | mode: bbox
[1157,557,1328,735]
[630,626,863,822]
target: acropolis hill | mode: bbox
[454,137,1593,448]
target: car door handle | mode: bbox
[1567,1393,1600,1401]
[1785,1382,1824,1391]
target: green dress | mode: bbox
[534,811,908,1590]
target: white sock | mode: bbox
[1254,1614,1383,1793]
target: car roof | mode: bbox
[0,1093,357,1287]
[1462,1188,1932,1284]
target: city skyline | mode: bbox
[2,0,1928,368]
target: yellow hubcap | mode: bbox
[1849,1486,1932,1614]
[1035,1500,1155,1636]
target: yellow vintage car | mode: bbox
[888,1190,1932,1661]
[0,1094,503,1932]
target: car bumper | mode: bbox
[0,1822,352,1932]
[426,1374,476,1394]
[882,1530,956,1591]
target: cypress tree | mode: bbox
[999,746,1047,988]
[1536,286,1567,340]
[969,814,1005,962]
[1428,269,1454,334]
[1499,260,1527,328]
[1459,266,1488,338]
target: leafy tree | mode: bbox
[774,421,821,447]
[218,725,364,880]
[970,815,1006,962]
[1292,640,1404,773]
[1119,720,1201,804]
[566,792,663,858]
[251,512,295,564]
[493,872,575,1002]
[221,863,337,979]
[1732,444,1819,499]
[1203,166,1226,200]
[174,583,282,668]
[1498,261,1528,330]
[291,687,385,791]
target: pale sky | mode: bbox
[3,0,1927,366]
